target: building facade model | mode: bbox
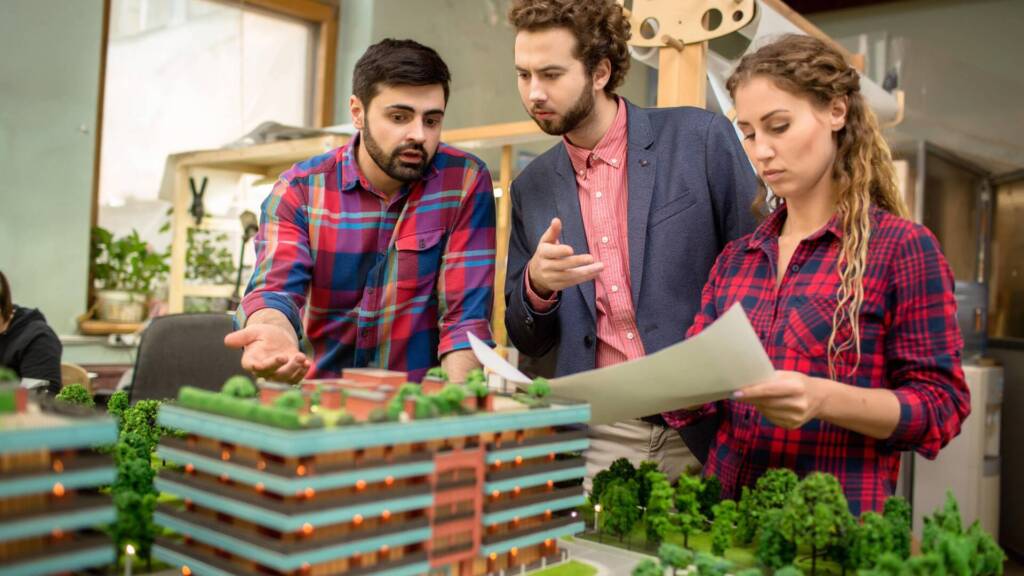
[153,368,588,575]
[0,385,118,576]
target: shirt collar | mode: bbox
[340,132,440,195]
[564,97,628,176]
[746,203,846,250]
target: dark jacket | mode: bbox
[504,100,758,461]
[0,306,62,389]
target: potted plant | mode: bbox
[183,227,237,313]
[90,226,169,323]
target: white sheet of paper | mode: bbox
[549,303,774,425]
[468,332,531,385]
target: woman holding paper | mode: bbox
[663,34,969,516]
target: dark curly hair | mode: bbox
[508,0,632,94]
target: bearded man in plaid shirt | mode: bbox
[225,39,496,384]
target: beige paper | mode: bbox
[550,303,774,425]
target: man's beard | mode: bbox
[529,78,595,136]
[362,119,432,183]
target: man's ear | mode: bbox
[592,58,612,92]
[350,95,365,130]
[830,96,849,132]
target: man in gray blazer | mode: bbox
[506,0,758,484]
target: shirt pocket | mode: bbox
[783,294,836,358]
[394,228,446,296]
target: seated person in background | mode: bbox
[0,271,62,394]
[664,35,970,516]
[225,39,496,384]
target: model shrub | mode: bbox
[56,383,95,407]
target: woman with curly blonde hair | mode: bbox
[664,34,970,515]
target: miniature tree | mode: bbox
[693,551,733,576]
[902,551,948,576]
[609,457,637,484]
[0,366,17,381]
[734,569,766,576]
[110,399,166,568]
[221,375,256,398]
[754,468,799,513]
[436,383,467,414]
[780,472,853,575]
[465,368,486,386]
[632,558,662,576]
[107,390,130,419]
[591,469,614,504]
[774,566,804,576]
[923,491,964,549]
[755,508,796,570]
[425,366,448,382]
[735,485,758,544]
[414,394,439,419]
[849,511,895,571]
[965,521,1007,575]
[674,473,706,549]
[699,474,722,520]
[465,378,489,399]
[644,470,675,546]
[526,376,551,398]
[658,542,692,576]
[882,496,912,559]
[56,383,95,407]
[863,552,905,576]
[635,460,659,509]
[710,499,738,556]
[273,389,305,410]
[600,478,641,545]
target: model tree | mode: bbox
[658,542,693,576]
[644,469,676,546]
[273,389,305,410]
[699,474,723,520]
[780,472,854,575]
[710,499,738,556]
[632,558,662,576]
[591,469,614,504]
[609,457,637,484]
[635,460,659,509]
[774,566,805,576]
[221,375,256,398]
[600,478,641,545]
[674,473,706,549]
[109,398,166,568]
[436,383,467,415]
[693,551,734,576]
[882,496,912,558]
[847,511,894,571]
[526,376,551,398]
[755,508,796,570]
[735,485,758,545]
[56,383,95,407]
[0,366,18,381]
[425,366,448,381]
[107,390,130,419]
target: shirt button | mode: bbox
[610,159,618,165]
[611,285,619,293]
[626,332,635,340]
[577,170,584,176]
[791,264,800,273]
[595,191,603,199]
[601,236,609,244]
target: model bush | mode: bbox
[56,383,95,407]
[0,366,17,382]
[221,375,256,398]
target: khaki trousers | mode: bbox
[584,419,699,492]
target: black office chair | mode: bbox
[129,313,247,402]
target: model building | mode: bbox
[0,384,118,575]
[152,368,587,575]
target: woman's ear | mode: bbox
[830,96,849,132]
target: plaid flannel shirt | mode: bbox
[664,204,969,515]
[238,134,496,382]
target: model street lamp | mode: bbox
[593,503,602,533]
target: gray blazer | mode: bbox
[504,100,758,460]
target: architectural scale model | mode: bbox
[0,384,118,576]
[152,368,588,575]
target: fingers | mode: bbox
[538,218,562,245]
[224,328,256,349]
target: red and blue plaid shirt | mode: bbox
[238,134,496,382]
[664,204,969,515]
